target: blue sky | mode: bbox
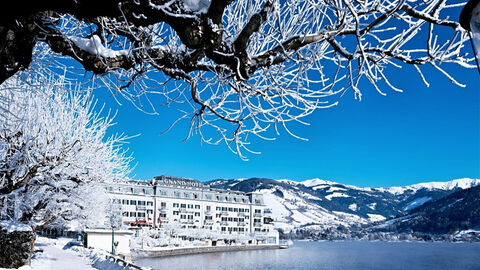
[95,60,479,187]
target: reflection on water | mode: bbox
[134,241,480,270]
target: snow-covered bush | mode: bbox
[131,223,255,250]
[0,77,132,228]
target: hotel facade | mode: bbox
[105,175,278,244]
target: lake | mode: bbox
[134,241,480,270]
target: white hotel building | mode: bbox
[105,175,278,244]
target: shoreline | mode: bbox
[133,244,282,258]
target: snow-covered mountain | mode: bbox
[206,177,480,234]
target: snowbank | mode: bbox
[0,221,32,233]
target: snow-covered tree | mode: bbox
[0,0,476,157]
[0,77,132,228]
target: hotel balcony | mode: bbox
[237,222,246,227]
[204,220,214,225]
[253,213,262,217]
[179,208,187,213]
[220,221,228,226]
[254,222,262,227]
[136,205,146,211]
[159,208,168,213]
[237,212,246,217]
[205,211,212,216]
[220,211,228,216]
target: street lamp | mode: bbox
[460,0,480,73]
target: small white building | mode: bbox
[84,229,134,255]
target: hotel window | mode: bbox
[228,207,233,212]
[160,202,167,208]
[180,204,186,208]
[147,201,153,206]
[147,210,153,214]
[160,190,167,196]
[195,205,200,209]
[122,212,128,217]
[180,214,186,219]
[184,192,190,198]
[130,200,137,205]
[234,198,237,202]
[193,193,198,199]
[129,212,136,217]
[195,212,200,217]
[216,206,220,211]
[138,212,146,218]
[206,206,211,211]
[187,204,193,209]
[216,196,220,201]
[141,189,146,194]
[122,200,129,205]
[174,191,180,198]
[188,215,193,220]
[138,201,146,206]
[221,227,226,232]
[234,208,238,212]
[129,188,134,193]
[173,203,179,208]
[173,211,179,215]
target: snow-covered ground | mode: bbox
[0,237,136,270]
[30,238,95,270]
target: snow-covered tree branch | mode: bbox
[0,0,475,158]
[0,77,133,228]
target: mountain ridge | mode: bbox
[206,177,480,237]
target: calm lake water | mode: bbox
[134,241,480,270]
